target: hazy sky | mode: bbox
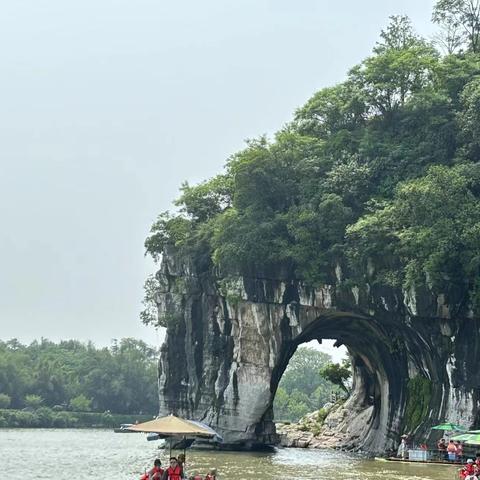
[0,1,437,350]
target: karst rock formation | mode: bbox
[154,246,479,452]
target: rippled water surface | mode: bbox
[1,429,459,480]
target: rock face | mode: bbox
[155,247,480,452]
[276,409,349,449]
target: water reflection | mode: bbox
[1,429,458,480]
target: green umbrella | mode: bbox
[464,434,480,445]
[451,433,477,441]
[432,423,467,431]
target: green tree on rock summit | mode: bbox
[144,8,480,321]
[433,0,480,53]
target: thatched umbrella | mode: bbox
[127,414,222,458]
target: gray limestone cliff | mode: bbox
[154,246,480,453]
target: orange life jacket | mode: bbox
[140,466,163,480]
[460,464,476,479]
[167,465,182,480]
[153,467,164,479]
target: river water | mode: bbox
[1,429,459,480]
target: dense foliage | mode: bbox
[0,338,159,415]
[144,4,480,323]
[273,347,344,422]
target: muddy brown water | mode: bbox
[1,429,459,479]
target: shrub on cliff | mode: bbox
[347,164,480,307]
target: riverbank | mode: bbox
[276,401,361,450]
[0,408,152,428]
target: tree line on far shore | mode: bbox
[0,338,159,417]
[0,338,350,427]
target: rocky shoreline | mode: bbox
[276,402,367,451]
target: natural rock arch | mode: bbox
[155,248,480,452]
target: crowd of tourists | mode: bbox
[437,438,464,461]
[435,439,480,480]
[396,434,480,479]
[140,456,218,480]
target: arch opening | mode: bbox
[271,340,348,424]
[263,313,409,452]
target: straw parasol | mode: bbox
[127,414,222,457]
[126,414,217,438]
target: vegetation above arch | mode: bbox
[144,7,480,325]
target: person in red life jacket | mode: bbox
[460,459,478,480]
[140,459,164,480]
[161,457,184,480]
[204,468,217,480]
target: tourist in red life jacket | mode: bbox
[460,459,478,480]
[140,459,164,480]
[204,468,217,480]
[161,457,184,480]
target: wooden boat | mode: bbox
[375,456,462,467]
[113,423,136,433]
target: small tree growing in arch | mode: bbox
[320,359,352,395]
